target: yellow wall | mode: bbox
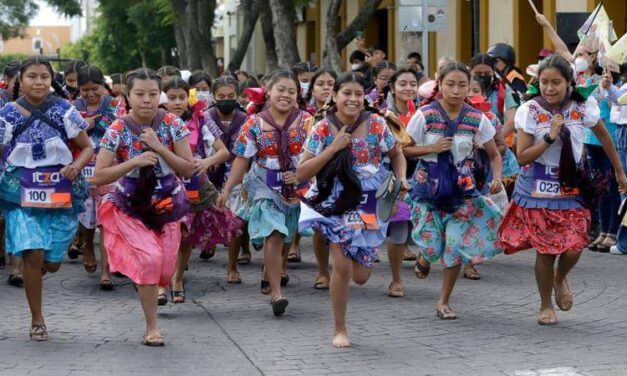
[3,26,71,55]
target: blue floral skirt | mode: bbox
[410,196,503,268]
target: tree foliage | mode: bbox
[0,0,81,40]
[61,0,176,74]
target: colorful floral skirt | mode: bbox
[410,197,503,267]
[181,206,243,252]
[497,202,590,255]
[98,200,181,287]
[5,207,78,263]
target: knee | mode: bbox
[332,261,352,280]
[352,274,369,285]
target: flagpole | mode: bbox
[584,1,604,36]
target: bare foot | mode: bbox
[537,307,557,325]
[332,329,351,348]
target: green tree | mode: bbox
[63,0,177,74]
[0,0,81,40]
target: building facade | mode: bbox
[0,26,71,56]
[218,0,626,76]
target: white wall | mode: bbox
[489,0,514,46]
[556,0,588,13]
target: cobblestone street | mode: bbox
[2,240,627,375]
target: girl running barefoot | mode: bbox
[217,70,313,316]
[405,62,504,320]
[94,68,194,346]
[73,65,121,290]
[497,55,627,325]
[297,73,407,347]
[0,56,93,341]
[161,77,239,304]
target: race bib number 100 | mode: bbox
[20,167,72,208]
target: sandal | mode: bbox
[313,275,330,290]
[287,248,301,263]
[280,273,289,287]
[463,264,481,280]
[414,256,430,279]
[199,247,216,260]
[171,289,186,304]
[237,251,252,265]
[554,278,573,311]
[7,273,23,287]
[227,271,242,284]
[387,283,405,298]
[30,324,48,341]
[142,335,165,347]
[99,279,114,291]
[67,242,81,260]
[588,233,606,252]
[436,306,457,320]
[271,296,289,316]
[403,249,417,261]
[260,280,271,295]
[537,308,558,325]
[158,292,168,306]
[596,234,616,253]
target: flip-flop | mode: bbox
[158,293,168,306]
[387,283,405,298]
[67,245,80,260]
[171,289,185,303]
[313,276,330,290]
[199,247,215,260]
[260,280,271,295]
[227,272,242,284]
[287,249,301,263]
[280,274,289,287]
[99,279,114,291]
[83,263,97,273]
[142,336,165,347]
[237,252,251,265]
[436,307,457,320]
[7,273,23,287]
[463,265,481,280]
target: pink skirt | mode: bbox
[98,201,181,287]
[182,206,243,252]
[497,202,590,255]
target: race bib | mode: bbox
[20,167,72,208]
[531,164,578,198]
[343,191,378,230]
[182,174,200,203]
[82,159,96,184]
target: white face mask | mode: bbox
[196,90,213,104]
[351,63,362,71]
[574,57,590,74]
[299,82,310,98]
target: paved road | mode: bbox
[2,238,627,376]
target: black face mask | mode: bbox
[477,74,493,91]
[66,85,79,97]
[215,99,237,115]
